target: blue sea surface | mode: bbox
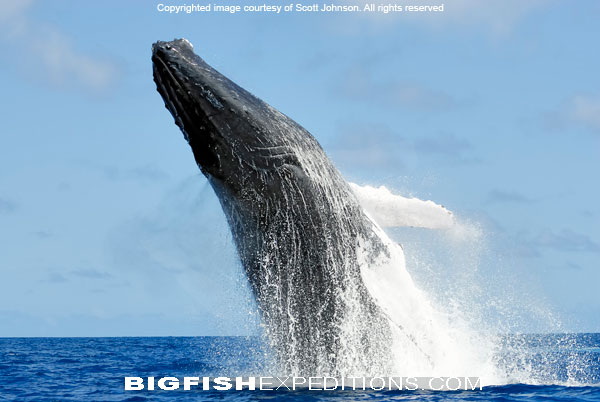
[0,335,599,401]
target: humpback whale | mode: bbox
[152,39,394,375]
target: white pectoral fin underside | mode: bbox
[349,182,454,229]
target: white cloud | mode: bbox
[0,0,117,94]
[351,0,554,35]
[335,66,456,111]
[427,0,552,33]
[543,94,600,133]
[0,0,33,21]
[569,95,600,131]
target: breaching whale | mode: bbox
[152,38,396,375]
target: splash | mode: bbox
[349,183,593,386]
[349,183,501,383]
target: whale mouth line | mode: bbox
[152,55,199,129]
[153,50,228,174]
[153,50,225,144]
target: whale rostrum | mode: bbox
[152,38,393,376]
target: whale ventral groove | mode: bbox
[152,38,393,376]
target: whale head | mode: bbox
[152,38,318,197]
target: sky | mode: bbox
[0,0,599,336]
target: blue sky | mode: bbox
[0,1,599,336]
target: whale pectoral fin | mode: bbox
[349,182,454,229]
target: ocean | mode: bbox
[1,334,599,401]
